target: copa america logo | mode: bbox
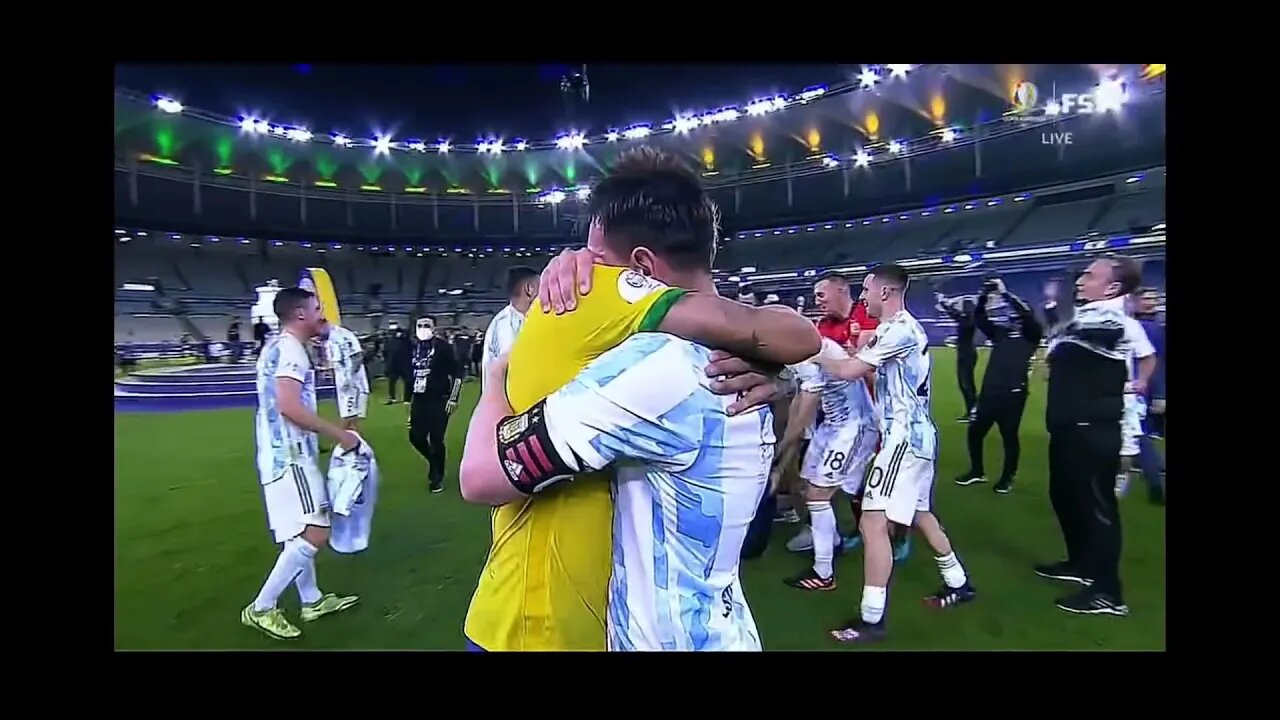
[1012,81,1039,113]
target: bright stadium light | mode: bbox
[888,139,903,154]
[555,132,587,150]
[576,187,590,200]
[436,140,451,154]
[821,155,840,168]
[797,86,826,102]
[514,139,528,151]
[622,125,651,140]
[374,134,392,155]
[858,67,880,89]
[285,127,313,143]
[543,190,567,204]
[154,96,183,113]
[606,130,620,142]
[672,116,700,134]
[940,128,957,142]
[853,149,871,168]
[1044,100,1062,116]
[408,140,427,152]
[887,64,913,79]
[332,133,352,147]
[1094,78,1129,112]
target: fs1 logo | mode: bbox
[1012,80,1125,117]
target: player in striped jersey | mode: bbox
[462,333,772,651]
[815,265,976,644]
[323,324,369,431]
[776,338,878,591]
[244,288,360,641]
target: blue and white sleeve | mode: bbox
[855,322,917,368]
[543,335,704,473]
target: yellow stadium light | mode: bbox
[930,95,947,124]
[865,112,880,139]
[806,128,821,151]
[1141,64,1166,80]
[701,147,715,169]
[749,133,765,161]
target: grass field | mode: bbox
[114,349,1166,650]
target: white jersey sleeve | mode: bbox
[542,335,704,475]
[856,321,919,367]
[1122,316,1155,359]
[794,361,823,394]
[482,305,524,391]
[276,333,312,384]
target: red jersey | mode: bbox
[816,302,879,347]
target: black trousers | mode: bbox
[956,349,978,414]
[741,489,776,560]
[967,389,1028,481]
[1049,422,1123,598]
[387,368,411,402]
[409,397,450,484]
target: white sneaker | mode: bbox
[786,527,814,553]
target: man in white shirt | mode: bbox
[481,267,539,390]
[243,287,361,641]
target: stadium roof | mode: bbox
[115,64,1165,197]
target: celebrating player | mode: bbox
[323,323,370,432]
[777,337,879,591]
[815,264,976,644]
[481,267,538,390]
[242,287,360,640]
[460,147,819,652]
[462,333,773,650]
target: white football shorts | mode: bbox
[262,462,331,543]
[1120,393,1146,457]
[801,422,879,495]
[862,439,934,526]
[338,388,369,420]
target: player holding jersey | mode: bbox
[323,324,369,431]
[776,338,878,591]
[816,264,975,644]
[242,288,360,640]
[463,333,772,651]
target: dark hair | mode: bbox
[587,147,719,271]
[869,263,910,290]
[1107,256,1142,296]
[415,314,435,326]
[816,271,849,286]
[273,287,315,323]
[506,266,539,299]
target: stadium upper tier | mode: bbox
[116,167,1164,300]
[114,67,1165,242]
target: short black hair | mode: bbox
[506,266,538,299]
[273,287,315,322]
[869,263,910,290]
[587,147,719,271]
[816,271,849,286]
[1107,255,1142,296]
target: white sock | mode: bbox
[808,501,837,579]
[1115,472,1130,498]
[935,552,968,589]
[294,541,322,605]
[861,585,887,625]
[252,537,315,612]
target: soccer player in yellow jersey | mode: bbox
[461,148,821,651]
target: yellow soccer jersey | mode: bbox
[463,264,686,651]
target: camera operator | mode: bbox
[935,293,978,422]
[954,277,1043,494]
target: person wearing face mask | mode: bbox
[408,316,462,494]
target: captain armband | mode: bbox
[495,399,581,495]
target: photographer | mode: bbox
[955,278,1043,494]
[935,293,978,422]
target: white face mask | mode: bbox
[416,328,433,341]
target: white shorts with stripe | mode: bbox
[801,422,878,495]
[338,388,369,420]
[862,440,934,526]
[1120,393,1145,457]
[262,462,331,543]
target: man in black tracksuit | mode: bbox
[384,325,412,404]
[408,316,462,493]
[937,294,978,422]
[955,278,1043,494]
[1036,256,1154,617]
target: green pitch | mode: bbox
[114,349,1166,650]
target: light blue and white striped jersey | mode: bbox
[256,331,320,482]
[482,304,524,391]
[856,310,937,460]
[793,338,875,429]
[541,333,773,651]
[324,325,370,397]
